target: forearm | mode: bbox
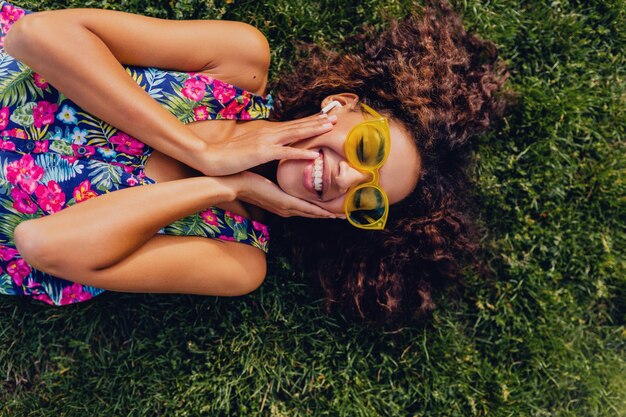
[4,12,209,170]
[14,177,238,276]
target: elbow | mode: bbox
[3,12,61,60]
[230,257,267,296]
[239,267,267,296]
[249,26,271,75]
[14,220,60,275]
[3,13,37,59]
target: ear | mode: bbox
[320,93,360,112]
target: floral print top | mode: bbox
[0,1,273,306]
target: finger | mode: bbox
[289,201,337,219]
[274,146,322,160]
[294,212,340,219]
[282,112,336,126]
[274,120,335,146]
[270,114,336,136]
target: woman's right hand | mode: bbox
[198,114,336,177]
[223,171,338,219]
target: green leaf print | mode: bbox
[0,61,41,108]
[0,210,39,247]
[248,232,268,252]
[0,274,15,295]
[224,215,235,230]
[0,157,14,195]
[161,88,197,125]
[248,100,271,119]
[164,213,219,238]
[143,68,168,101]
[232,223,248,242]
[49,140,74,156]
[76,111,118,147]
[9,102,36,127]
[87,160,123,192]
[35,153,80,184]
[125,67,145,89]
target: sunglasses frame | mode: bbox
[342,103,391,230]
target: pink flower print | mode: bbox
[213,80,236,103]
[11,188,38,214]
[34,140,49,153]
[1,128,27,139]
[61,155,78,164]
[32,101,58,129]
[35,180,66,214]
[200,209,219,226]
[239,109,251,121]
[23,278,47,298]
[73,180,98,203]
[0,139,16,151]
[33,73,49,90]
[218,235,236,241]
[195,73,214,84]
[6,258,31,287]
[193,105,209,121]
[181,78,206,101]
[60,283,93,305]
[109,132,145,156]
[218,96,251,119]
[0,107,9,130]
[32,292,54,305]
[0,3,25,33]
[0,245,19,262]
[225,210,245,224]
[252,220,269,235]
[6,154,45,194]
[126,177,138,186]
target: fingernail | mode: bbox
[322,123,333,128]
[327,115,337,122]
[309,151,320,158]
[318,113,328,118]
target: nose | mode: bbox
[335,160,373,194]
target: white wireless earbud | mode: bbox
[320,100,343,114]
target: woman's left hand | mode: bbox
[197,114,336,177]
[223,171,338,219]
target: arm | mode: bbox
[14,176,267,296]
[13,171,337,297]
[3,8,270,174]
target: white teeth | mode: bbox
[312,154,324,192]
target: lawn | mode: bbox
[1,0,624,416]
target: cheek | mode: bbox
[276,159,300,191]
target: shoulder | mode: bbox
[198,21,270,95]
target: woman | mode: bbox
[0,1,508,323]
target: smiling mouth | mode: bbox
[312,149,324,196]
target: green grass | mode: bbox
[2,0,625,415]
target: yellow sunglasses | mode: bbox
[342,103,391,230]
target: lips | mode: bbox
[302,149,327,199]
[303,157,317,197]
[322,150,330,198]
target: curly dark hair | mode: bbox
[268,0,510,325]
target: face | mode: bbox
[276,104,421,215]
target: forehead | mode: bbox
[380,121,421,204]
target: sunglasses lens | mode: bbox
[347,126,386,168]
[346,186,387,226]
